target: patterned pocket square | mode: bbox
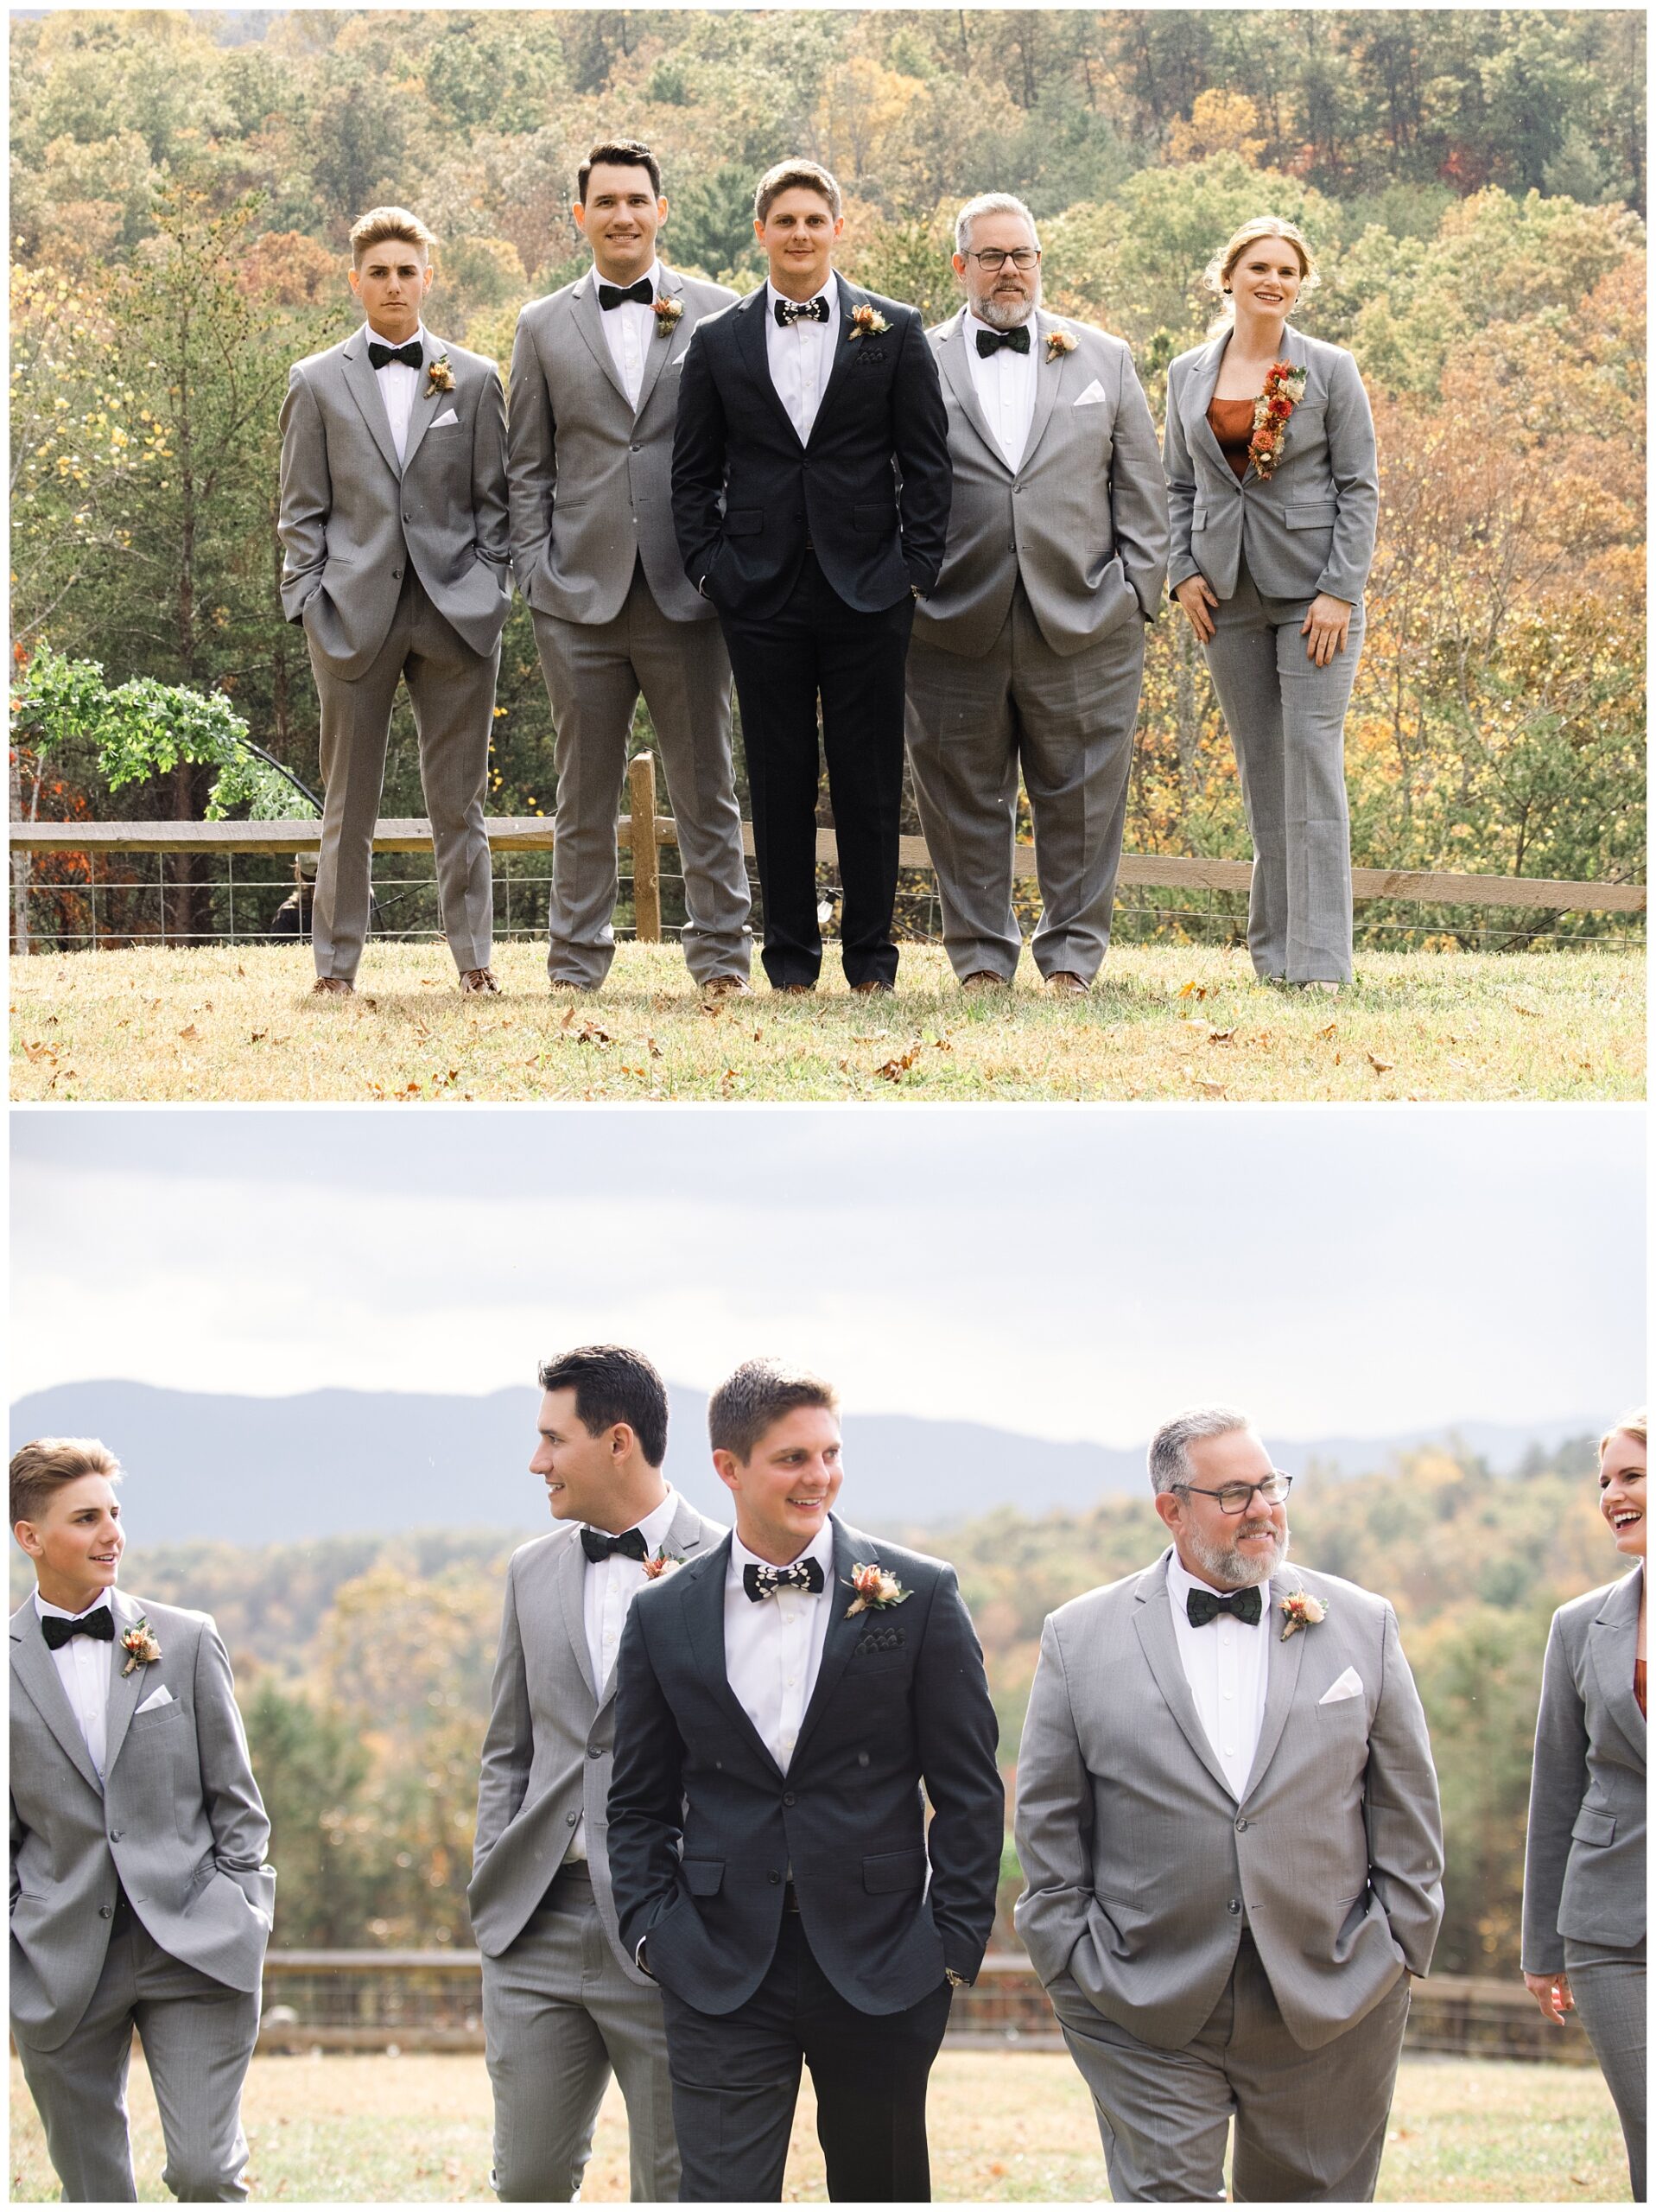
[1073,379,1107,408]
[430,408,460,428]
[854,1624,907,1657]
[136,1683,175,1714]
[1318,1667,1364,1706]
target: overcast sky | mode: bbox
[11,1105,1643,1446]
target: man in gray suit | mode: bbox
[279,205,513,997]
[1015,1406,1443,2203]
[509,140,752,998]
[10,1438,275,2202]
[906,194,1168,997]
[471,1345,725,2201]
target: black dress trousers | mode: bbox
[720,553,914,990]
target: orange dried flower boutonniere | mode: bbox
[1278,1588,1328,1641]
[426,354,455,396]
[1247,361,1307,480]
[848,304,890,341]
[642,1546,684,1580]
[653,297,684,338]
[845,1563,910,1617]
[1044,326,1078,363]
[120,1617,162,1675]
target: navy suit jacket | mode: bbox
[607,1513,1003,2015]
[670,275,952,622]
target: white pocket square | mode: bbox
[136,1684,175,1715]
[1073,379,1107,408]
[1318,1667,1364,1707]
[430,407,460,428]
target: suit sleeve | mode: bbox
[914,1565,1004,1980]
[471,355,511,571]
[10,1790,24,1910]
[1110,344,1171,621]
[276,368,331,618]
[1521,1608,1588,1975]
[670,321,729,591]
[1318,346,1378,603]
[606,1595,689,1961]
[474,1559,531,1870]
[1161,363,1201,593]
[891,309,951,593]
[1363,1604,1444,1976]
[194,1616,271,1878]
[506,311,555,597]
[1011,1613,1095,1985]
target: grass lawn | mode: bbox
[6,2049,1630,2202]
[9,940,1644,1102]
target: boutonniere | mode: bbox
[1248,360,1308,480]
[1278,1587,1328,1641]
[425,354,455,396]
[120,1616,162,1675]
[848,303,890,342]
[652,296,683,338]
[1044,326,1078,363]
[641,1546,684,1580]
[844,1562,910,1617]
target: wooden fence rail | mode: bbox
[10,747,1646,945]
[251,1948,1591,2065]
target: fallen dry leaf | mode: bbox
[1317,1020,1337,1039]
[250,1029,268,1043]
[22,1040,55,1063]
[1207,1027,1236,1045]
[1367,1052,1394,1074]
[178,1024,200,1041]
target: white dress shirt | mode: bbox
[595,258,663,411]
[764,279,839,445]
[1166,1550,1271,1802]
[568,1486,681,1862]
[35,1588,115,1781]
[964,308,1038,473]
[366,319,428,463]
[724,1523,835,1772]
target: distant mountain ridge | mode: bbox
[9,1382,1597,1545]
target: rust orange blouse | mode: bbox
[1208,396,1258,482]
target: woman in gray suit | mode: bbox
[1523,1410,1646,2202]
[1164,218,1378,991]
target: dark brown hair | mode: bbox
[753,159,841,225]
[708,1359,840,1463]
[578,139,663,205]
[537,1344,669,1469]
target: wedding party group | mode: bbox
[278,139,1379,1007]
[8,1363,1646,2206]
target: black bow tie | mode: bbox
[581,1526,649,1565]
[41,1605,114,1650]
[775,296,830,327]
[976,325,1031,358]
[1185,1585,1263,1629]
[367,339,424,372]
[744,1557,825,1601]
[599,278,654,311]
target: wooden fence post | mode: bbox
[627,751,661,944]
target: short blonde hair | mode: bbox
[350,206,438,266]
[754,160,841,226]
[1601,1408,1647,1455]
[10,1438,122,1531]
[1204,215,1319,311]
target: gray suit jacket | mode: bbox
[509,264,738,626]
[10,1587,274,2052]
[469,1494,726,1974]
[1521,1565,1646,1973]
[1014,1551,1443,2054]
[1164,326,1378,607]
[278,324,512,679]
[913,308,1169,658]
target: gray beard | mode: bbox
[973,278,1042,331]
[1183,1520,1290,1590]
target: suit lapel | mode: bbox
[1185,332,1235,477]
[1276,324,1316,462]
[790,1516,868,1766]
[734,285,800,446]
[1017,310,1068,474]
[632,265,681,421]
[804,275,865,450]
[569,271,635,410]
[1239,1573,1309,1806]
[342,330,404,481]
[398,330,451,476]
[593,1494,714,1713]
[680,1535,785,1778]
[1131,1555,1235,1801]
[9,1598,105,1796]
[556,1529,599,1704]
[936,311,1009,475]
[1588,1565,1645,1758]
[101,1588,153,1780]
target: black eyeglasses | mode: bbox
[1175,1472,1293,1516]
[968,248,1040,271]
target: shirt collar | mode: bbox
[767,277,834,315]
[583,1484,679,1554]
[35,1588,114,1623]
[365,320,428,353]
[965,307,1036,341]
[728,1519,834,1586]
[1167,1548,1268,1615]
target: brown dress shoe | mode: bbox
[701,975,753,1001]
[961,970,1011,994]
[771,982,815,996]
[851,980,895,995]
[460,967,500,995]
[1044,970,1090,998]
[311,977,354,998]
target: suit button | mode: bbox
[1235,1818,1249,1832]
[767,1870,780,1885]
[1227,1898,1241,1915]
[631,444,641,454]
[587,1745,602,1759]
[566,1811,578,1826]
[98,1904,113,1919]
[391,567,402,579]
[109,1830,124,1843]
[783,1792,796,1808]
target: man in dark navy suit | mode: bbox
[670,161,952,993]
[607,1359,1002,2202]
